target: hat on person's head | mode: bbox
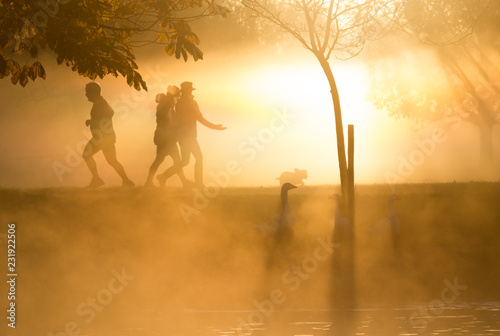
[166,85,180,96]
[180,81,196,92]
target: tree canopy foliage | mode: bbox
[369,0,499,124]
[400,0,493,45]
[240,0,397,61]
[0,0,229,90]
[368,0,499,166]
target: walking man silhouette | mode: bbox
[82,82,134,188]
[176,81,226,188]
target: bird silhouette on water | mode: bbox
[255,183,298,269]
[255,183,297,243]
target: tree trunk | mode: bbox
[316,52,355,311]
[317,56,349,200]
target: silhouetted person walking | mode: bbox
[82,82,134,188]
[176,81,226,188]
[145,85,190,187]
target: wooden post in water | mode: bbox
[347,124,356,307]
[347,124,355,226]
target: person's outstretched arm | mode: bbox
[199,117,227,130]
[194,101,227,130]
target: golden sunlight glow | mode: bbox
[2,44,472,188]
[105,49,399,186]
[185,54,387,185]
[241,59,375,129]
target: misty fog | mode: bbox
[1,1,500,336]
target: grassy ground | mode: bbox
[0,183,499,335]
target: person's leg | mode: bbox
[157,144,176,187]
[82,139,104,187]
[191,139,204,188]
[158,144,190,186]
[173,145,190,186]
[145,146,166,186]
[102,144,134,186]
[179,138,191,168]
